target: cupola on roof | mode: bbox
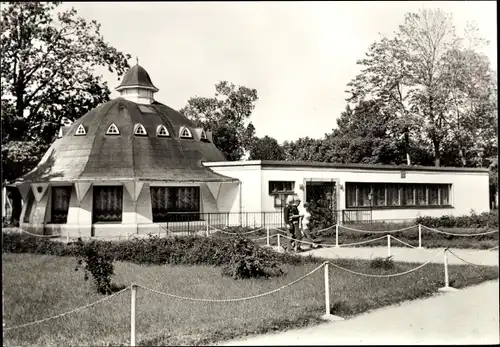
[115,60,159,104]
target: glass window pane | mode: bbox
[402,185,415,206]
[358,184,372,207]
[415,185,427,206]
[373,184,386,207]
[428,185,439,205]
[387,184,400,206]
[346,183,357,207]
[440,185,450,205]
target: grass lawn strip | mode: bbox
[3,253,498,346]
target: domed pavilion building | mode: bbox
[17,64,241,237]
[14,64,491,237]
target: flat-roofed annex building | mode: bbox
[204,160,490,224]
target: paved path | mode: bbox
[295,245,499,266]
[218,279,500,345]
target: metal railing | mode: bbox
[157,209,373,233]
[157,211,285,233]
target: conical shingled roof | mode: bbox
[21,98,235,183]
[116,64,159,92]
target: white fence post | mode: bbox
[438,249,458,292]
[324,263,330,316]
[66,229,70,244]
[206,224,210,238]
[277,233,281,252]
[417,224,423,249]
[335,224,339,248]
[266,226,270,246]
[130,284,137,346]
[321,262,344,321]
[387,234,391,257]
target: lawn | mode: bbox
[3,253,498,346]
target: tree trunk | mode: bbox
[458,148,467,167]
[433,139,441,167]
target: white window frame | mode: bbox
[200,130,207,140]
[134,123,148,136]
[156,124,170,137]
[106,123,120,135]
[75,124,86,136]
[180,126,193,139]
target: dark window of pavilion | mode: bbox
[92,186,123,223]
[51,186,72,223]
[150,186,200,222]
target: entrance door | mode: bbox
[305,180,337,222]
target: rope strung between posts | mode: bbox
[420,225,499,236]
[339,224,417,234]
[446,249,499,266]
[389,235,419,249]
[136,263,325,303]
[327,248,445,278]
[278,233,388,248]
[210,226,265,235]
[7,228,61,238]
[3,286,130,331]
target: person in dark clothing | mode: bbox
[283,199,294,251]
[290,199,303,251]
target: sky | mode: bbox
[62,1,497,144]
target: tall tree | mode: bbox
[1,1,131,181]
[346,8,497,167]
[325,100,404,165]
[248,135,285,161]
[180,81,258,161]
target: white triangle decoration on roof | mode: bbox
[106,123,120,135]
[124,181,144,202]
[180,126,192,138]
[134,123,147,136]
[75,124,86,136]
[31,183,49,203]
[75,182,92,203]
[157,124,170,137]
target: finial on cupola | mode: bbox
[136,56,139,65]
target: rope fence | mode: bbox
[5,244,491,346]
[4,235,498,347]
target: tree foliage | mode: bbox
[180,81,258,161]
[346,8,497,168]
[248,135,285,161]
[1,1,130,181]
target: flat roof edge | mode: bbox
[203,160,489,173]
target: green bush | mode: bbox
[221,238,285,279]
[369,256,395,270]
[415,210,498,228]
[74,239,115,295]
[2,232,316,279]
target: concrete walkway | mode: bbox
[218,279,500,345]
[298,245,499,266]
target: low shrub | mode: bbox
[415,210,498,228]
[2,232,316,279]
[369,256,395,270]
[221,238,285,279]
[74,239,115,295]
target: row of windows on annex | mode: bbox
[73,123,209,140]
[345,182,452,208]
[32,186,202,225]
